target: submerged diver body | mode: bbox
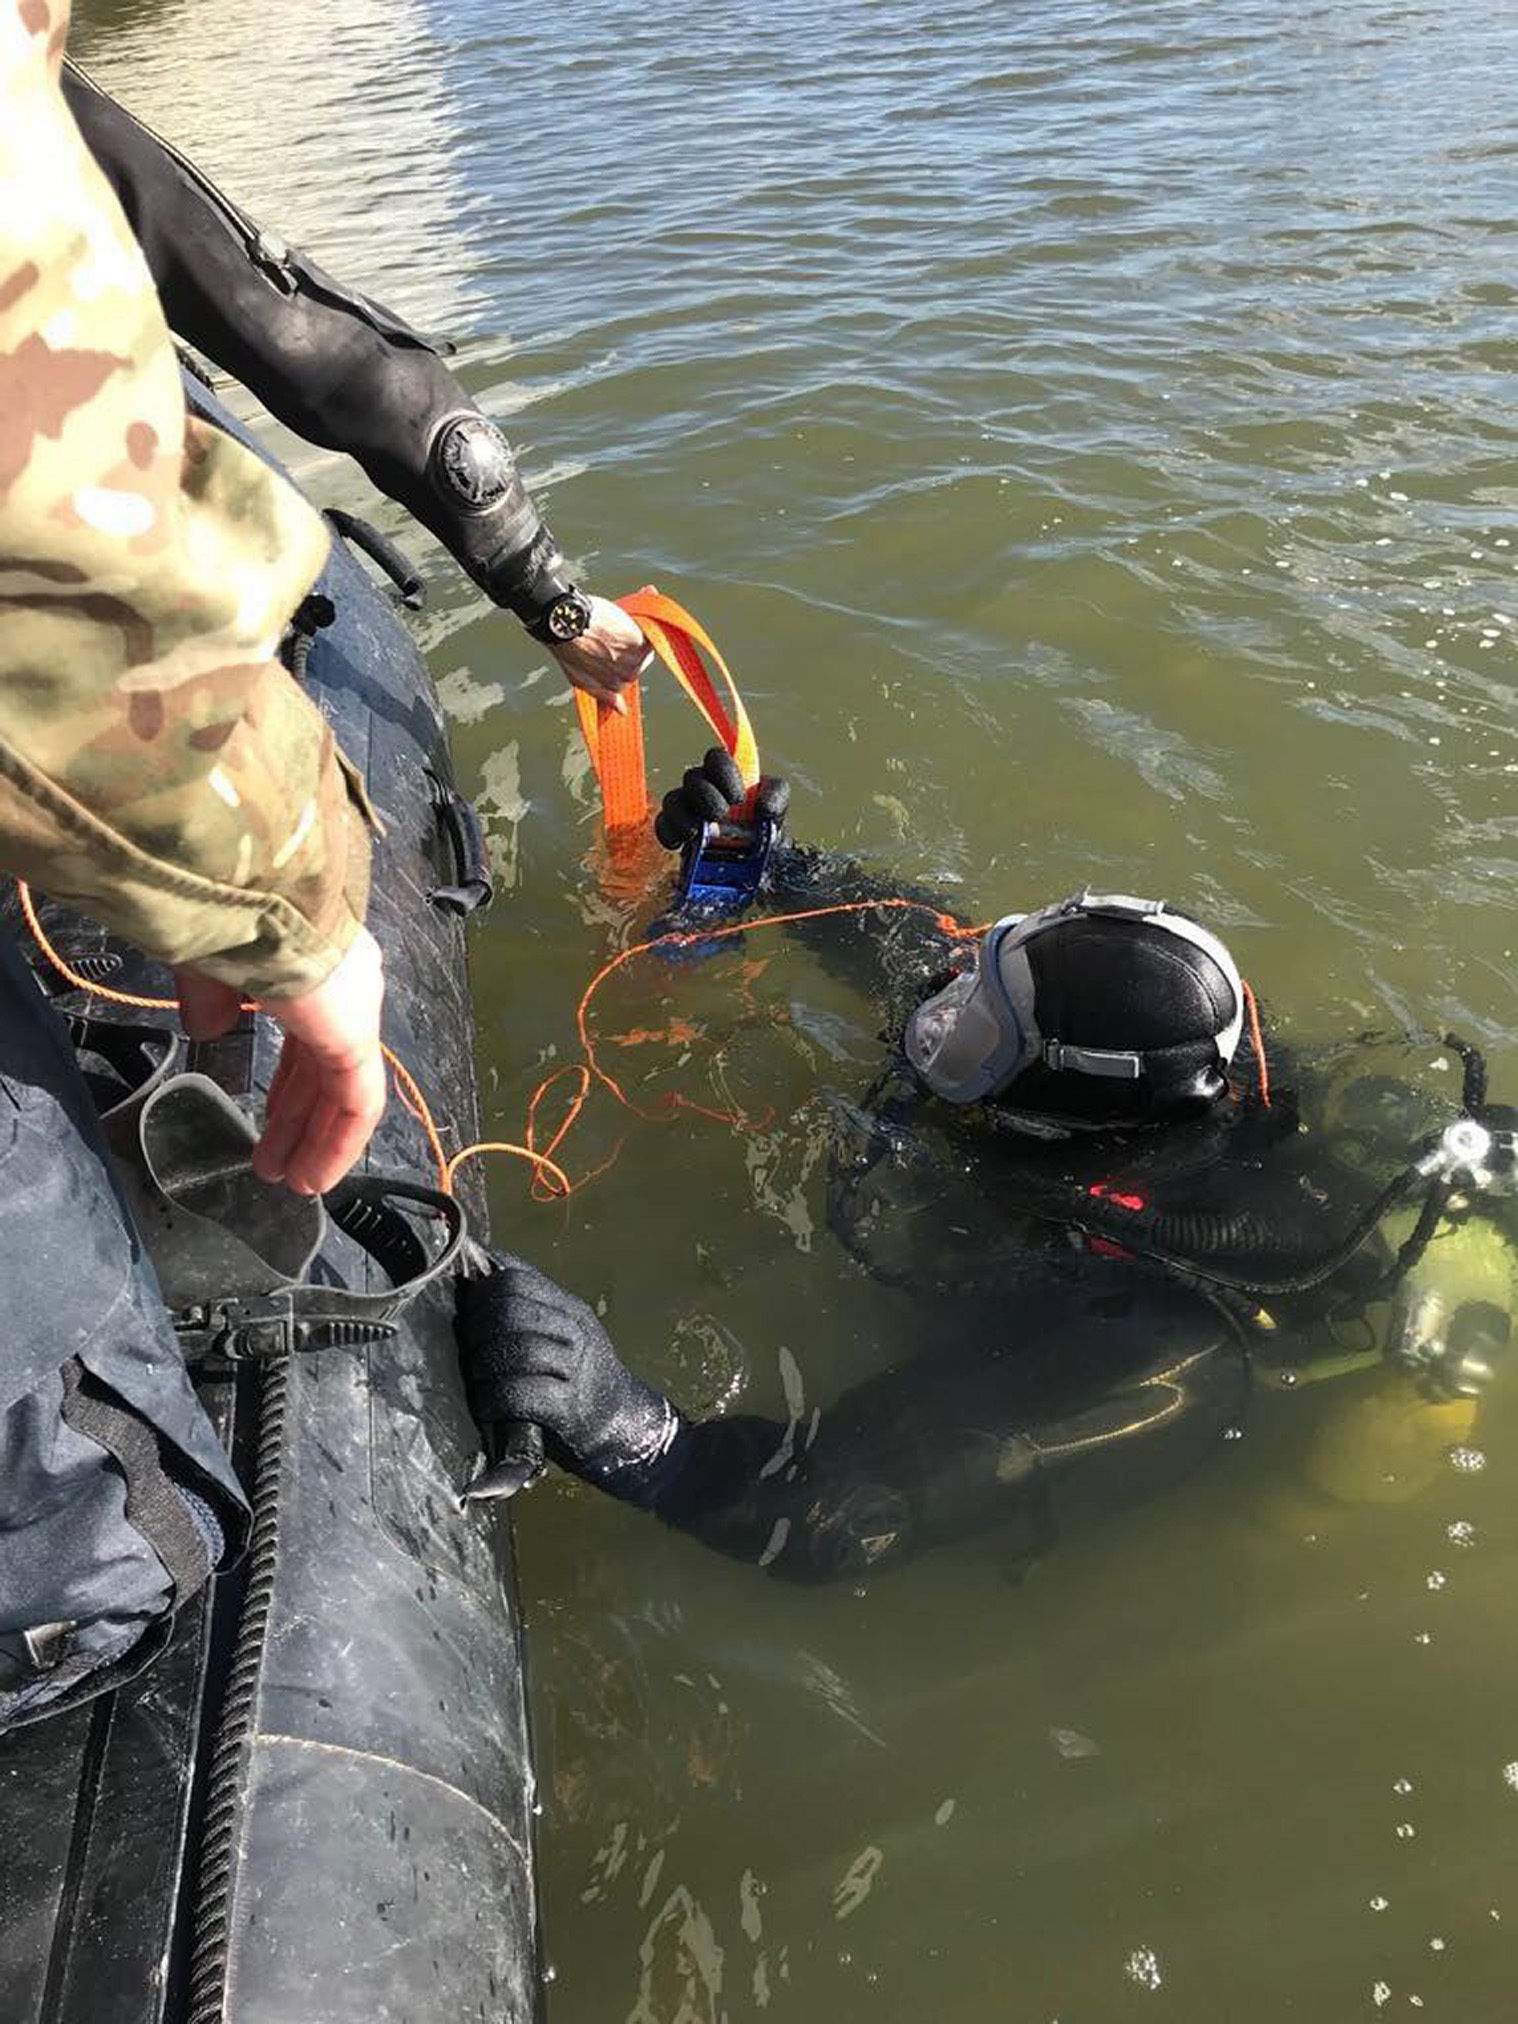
[459,756,1518,1579]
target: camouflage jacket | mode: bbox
[0,0,371,999]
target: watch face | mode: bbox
[547,594,590,641]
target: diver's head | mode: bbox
[904,892,1245,1133]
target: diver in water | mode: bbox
[457,756,1518,1579]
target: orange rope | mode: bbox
[18,879,178,1013]
[21,880,1274,1207]
[444,897,986,1198]
[13,880,573,1197]
[1242,978,1271,1109]
[446,1140,572,1197]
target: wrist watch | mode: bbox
[522,585,593,646]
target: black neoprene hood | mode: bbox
[997,913,1241,1127]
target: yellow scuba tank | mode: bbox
[1297,1205,1515,1508]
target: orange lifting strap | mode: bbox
[574,588,761,835]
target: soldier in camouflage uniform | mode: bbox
[0,0,660,1727]
[0,0,386,1725]
[1,0,386,1110]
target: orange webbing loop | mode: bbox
[573,678,649,833]
[575,588,761,836]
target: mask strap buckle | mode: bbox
[1042,1039,1144,1081]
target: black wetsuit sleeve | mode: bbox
[64,63,567,615]
[748,842,970,1020]
[644,1272,1248,1581]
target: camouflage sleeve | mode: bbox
[0,0,373,1000]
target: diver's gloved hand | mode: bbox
[653,747,792,851]
[456,1254,688,1506]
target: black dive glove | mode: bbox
[654,748,792,851]
[455,1255,688,1507]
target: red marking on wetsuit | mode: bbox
[1088,1182,1147,1213]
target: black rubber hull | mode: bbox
[0,389,539,2024]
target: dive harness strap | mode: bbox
[576,589,762,836]
[175,1174,468,1364]
[110,1072,467,1363]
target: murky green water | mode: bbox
[76,1,1518,2015]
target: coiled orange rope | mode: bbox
[20,879,1270,1203]
[17,878,978,1204]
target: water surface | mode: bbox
[75,3,1518,2017]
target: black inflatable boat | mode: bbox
[0,382,540,2024]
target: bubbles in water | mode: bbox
[1393,1779,1414,1795]
[1396,1823,1417,1840]
[1426,1571,1447,1591]
[1430,1938,1446,1953]
[1125,1948,1162,1992]
[832,1846,884,1922]
[1373,1983,1391,2008]
[1448,1446,1486,1474]
[1502,1763,1518,1792]
[1049,1727,1101,1760]
[1447,1521,1476,1547]
[1370,1896,1390,1912]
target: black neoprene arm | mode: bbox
[758,843,970,1029]
[643,1270,1247,1580]
[64,61,571,617]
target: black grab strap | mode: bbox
[59,1360,213,1602]
[324,507,426,609]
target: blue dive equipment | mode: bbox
[676,811,779,914]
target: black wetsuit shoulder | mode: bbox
[64,63,563,610]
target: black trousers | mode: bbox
[0,931,246,1729]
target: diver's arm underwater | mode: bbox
[456,1253,1249,1580]
[62,62,646,697]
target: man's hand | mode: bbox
[455,1254,682,1500]
[173,926,387,1196]
[547,594,652,714]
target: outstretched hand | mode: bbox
[173,925,387,1197]
[547,594,653,713]
[654,747,791,851]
